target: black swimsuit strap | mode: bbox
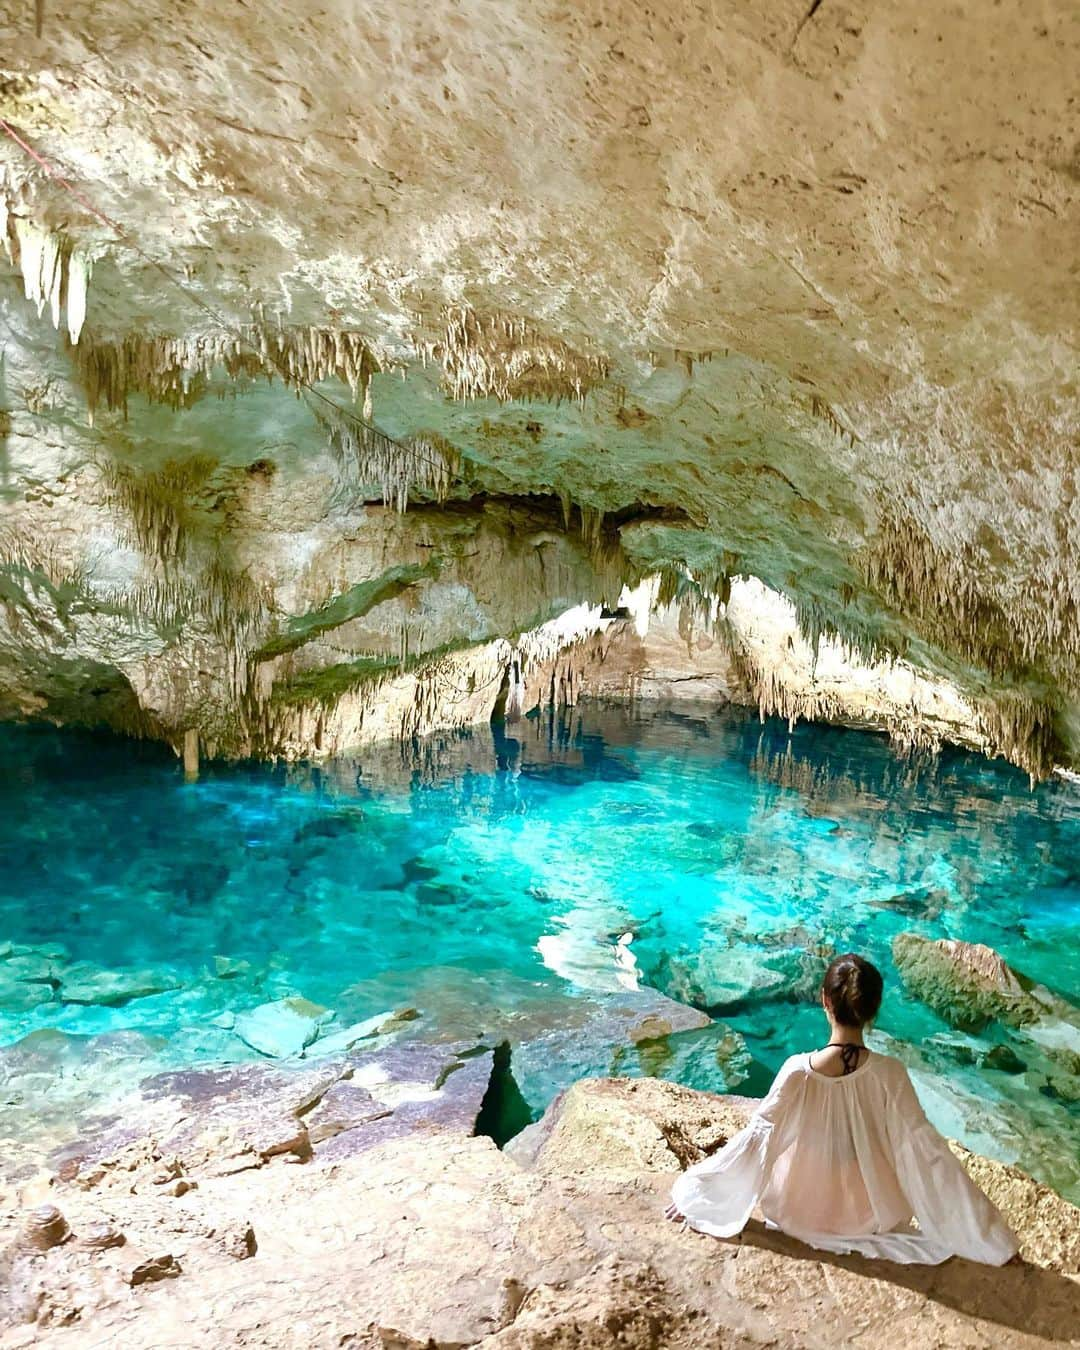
[823,1042,863,1074]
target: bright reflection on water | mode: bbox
[2,705,1078,1196]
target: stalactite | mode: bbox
[972,693,1061,783]
[66,324,382,420]
[807,392,859,447]
[428,307,609,404]
[8,216,92,345]
[100,456,218,561]
[793,596,887,667]
[863,506,1080,693]
[318,403,459,512]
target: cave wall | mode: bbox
[0,1,1075,774]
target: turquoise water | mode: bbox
[2,705,1079,1195]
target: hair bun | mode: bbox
[823,953,883,1028]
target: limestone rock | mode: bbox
[307,1007,420,1057]
[76,1221,125,1251]
[982,1043,1027,1074]
[892,934,1067,1032]
[59,963,180,1008]
[510,987,710,1110]
[654,945,786,1011]
[233,997,334,1058]
[0,6,1076,778]
[22,1206,69,1252]
[129,1254,182,1286]
[214,1222,257,1261]
[301,1081,387,1144]
[505,1077,755,1177]
[4,1076,1080,1347]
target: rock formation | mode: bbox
[0,2,1075,775]
[3,1074,1079,1347]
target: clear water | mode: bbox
[2,705,1079,1196]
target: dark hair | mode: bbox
[822,953,883,1028]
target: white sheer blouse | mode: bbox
[671,1051,1018,1265]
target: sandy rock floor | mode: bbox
[2,1078,1078,1348]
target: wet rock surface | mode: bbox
[2,1076,1078,1348]
[50,1038,502,1184]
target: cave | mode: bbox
[1,2,1078,1345]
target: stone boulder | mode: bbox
[505,1076,756,1179]
[233,997,335,1058]
[892,934,1060,1032]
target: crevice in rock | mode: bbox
[474,1041,534,1148]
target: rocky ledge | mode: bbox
[2,1069,1078,1349]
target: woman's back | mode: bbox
[759,1051,916,1239]
[669,948,1020,1267]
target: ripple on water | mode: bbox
[1,705,1078,1198]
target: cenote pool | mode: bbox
[2,704,1079,1197]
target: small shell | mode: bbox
[78,1220,125,1251]
[25,1204,71,1251]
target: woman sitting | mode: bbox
[666,952,1019,1265]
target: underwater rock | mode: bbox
[870,888,948,920]
[2,950,64,983]
[1042,1076,1080,1105]
[655,946,786,1012]
[175,860,230,906]
[400,856,441,885]
[510,989,711,1110]
[612,1022,752,1095]
[60,963,181,1007]
[234,997,335,1058]
[0,969,56,1012]
[292,807,367,843]
[892,934,1054,1032]
[0,948,63,1010]
[308,1007,419,1057]
[982,1043,1027,1074]
[212,956,253,981]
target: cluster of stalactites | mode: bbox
[2,208,92,344]
[971,692,1060,784]
[417,307,609,404]
[793,594,888,669]
[864,506,1080,691]
[66,324,382,422]
[319,403,459,513]
[653,563,733,641]
[255,324,379,404]
[99,455,219,560]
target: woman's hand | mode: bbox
[664,1203,686,1223]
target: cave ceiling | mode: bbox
[0,0,1076,769]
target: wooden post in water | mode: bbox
[182,728,199,781]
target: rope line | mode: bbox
[0,115,454,480]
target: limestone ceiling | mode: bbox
[0,0,1077,767]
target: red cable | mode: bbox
[0,116,124,236]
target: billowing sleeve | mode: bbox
[670,1055,801,1238]
[886,1062,1018,1266]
